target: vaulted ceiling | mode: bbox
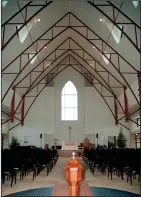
[1,0,141,129]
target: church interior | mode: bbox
[1,0,141,196]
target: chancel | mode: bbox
[1,0,140,196]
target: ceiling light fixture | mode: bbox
[93,46,95,49]
[44,46,47,49]
[37,18,40,22]
[100,18,104,22]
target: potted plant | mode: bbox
[116,127,127,149]
[9,137,19,148]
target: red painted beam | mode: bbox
[124,86,129,121]
[114,96,118,125]
[21,98,25,126]
[10,86,16,123]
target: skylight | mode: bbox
[29,54,37,64]
[106,22,122,44]
[101,52,110,64]
[16,23,33,44]
[2,1,8,8]
[132,1,139,8]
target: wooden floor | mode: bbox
[2,157,140,196]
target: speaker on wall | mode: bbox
[40,134,42,139]
[96,133,98,138]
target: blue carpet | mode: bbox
[4,186,140,196]
[90,187,140,196]
[4,187,53,196]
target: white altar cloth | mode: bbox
[61,141,78,150]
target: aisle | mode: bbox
[46,156,94,183]
[45,157,69,183]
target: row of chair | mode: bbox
[2,146,58,187]
[83,148,140,186]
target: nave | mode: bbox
[1,0,140,196]
[2,156,140,196]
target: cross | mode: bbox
[68,126,72,141]
[72,152,76,159]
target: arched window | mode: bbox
[61,81,78,120]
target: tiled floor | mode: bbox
[2,157,140,196]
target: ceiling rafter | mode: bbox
[8,38,127,125]
[2,12,139,108]
[13,53,126,129]
[13,51,70,115]
[70,26,139,105]
[15,37,124,96]
[12,46,138,129]
[2,4,140,131]
[69,51,124,112]
[87,1,141,53]
[15,38,70,88]
[17,49,69,89]
[1,1,53,50]
[2,110,21,122]
[70,37,124,87]
[69,12,138,72]
[9,37,124,97]
[70,47,121,91]
[25,53,114,98]
[9,64,70,131]
[13,53,115,116]
[10,57,131,131]
[2,12,69,73]
[70,53,139,126]
[2,26,69,102]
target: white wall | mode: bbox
[2,122,10,149]
[9,87,55,148]
[131,122,140,133]
[9,67,131,148]
[84,87,131,147]
[54,67,85,145]
[3,134,9,149]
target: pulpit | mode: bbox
[65,152,83,196]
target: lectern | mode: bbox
[64,152,83,196]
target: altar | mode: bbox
[61,141,78,150]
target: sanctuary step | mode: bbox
[58,150,82,157]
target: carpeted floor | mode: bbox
[4,187,53,196]
[90,187,140,196]
[4,186,140,196]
